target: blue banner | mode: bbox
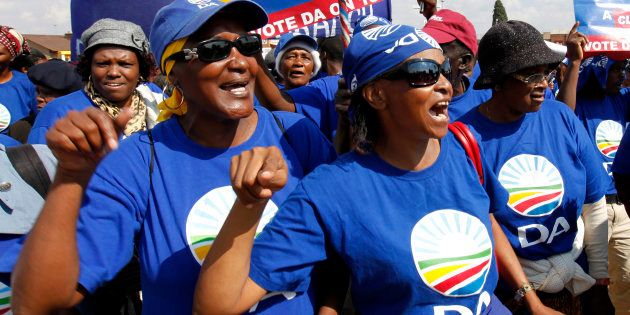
[575,0,630,59]
[71,0,391,60]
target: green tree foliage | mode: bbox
[492,0,508,26]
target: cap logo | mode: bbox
[187,0,220,9]
[131,33,146,51]
[350,75,358,92]
[429,16,443,22]
[384,32,420,54]
[360,16,379,28]
[362,24,401,41]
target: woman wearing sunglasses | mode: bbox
[194,24,559,315]
[8,1,336,314]
[26,18,158,144]
[458,21,609,314]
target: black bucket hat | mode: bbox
[474,20,564,90]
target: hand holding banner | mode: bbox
[574,0,630,59]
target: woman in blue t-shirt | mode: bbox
[458,21,609,314]
[8,1,336,314]
[194,24,560,315]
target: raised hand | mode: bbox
[230,146,288,206]
[566,22,588,62]
[46,107,132,177]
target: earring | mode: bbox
[164,86,184,110]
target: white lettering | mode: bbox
[603,10,613,20]
[475,291,491,315]
[384,32,420,54]
[547,217,570,244]
[619,15,630,25]
[301,12,314,25]
[434,305,473,315]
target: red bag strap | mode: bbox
[448,122,484,185]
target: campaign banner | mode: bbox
[70,0,391,60]
[575,0,630,59]
[253,0,391,39]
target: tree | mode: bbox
[492,0,508,26]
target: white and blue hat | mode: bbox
[352,15,391,35]
[150,0,268,70]
[342,24,441,93]
[273,32,321,78]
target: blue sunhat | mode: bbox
[352,15,391,35]
[342,24,442,93]
[273,32,321,78]
[150,0,268,70]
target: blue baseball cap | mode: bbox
[343,24,442,93]
[353,15,391,35]
[150,0,268,70]
[577,55,616,91]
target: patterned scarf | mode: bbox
[0,26,30,59]
[84,80,148,136]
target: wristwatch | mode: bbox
[514,282,535,302]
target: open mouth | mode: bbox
[288,70,306,78]
[429,101,449,122]
[220,80,249,96]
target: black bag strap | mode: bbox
[271,112,291,145]
[6,145,51,199]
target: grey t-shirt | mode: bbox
[0,144,57,234]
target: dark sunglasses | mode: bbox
[381,58,451,87]
[166,34,262,63]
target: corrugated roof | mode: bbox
[24,34,71,52]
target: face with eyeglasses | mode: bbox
[364,48,453,140]
[168,16,261,121]
[502,65,551,114]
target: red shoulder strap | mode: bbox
[448,122,484,185]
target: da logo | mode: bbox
[185,186,278,264]
[411,210,492,297]
[0,282,10,315]
[499,154,564,217]
[0,103,11,132]
[596,120,623,158]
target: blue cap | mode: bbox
[150,0,268,70]
[353,15,391,35]
[273,33,318,59]
[343,24,441,93]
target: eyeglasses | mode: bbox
[166,34,262,63]
[511,72,552,85]
[381,58,451,87]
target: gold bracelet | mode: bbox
[514,282,535,302]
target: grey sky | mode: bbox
[2,0,576,37]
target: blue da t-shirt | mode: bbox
[1,107,336,315]
[250,132,510,314]
[0,70,37,134]
[0,134,19,147]
[285,75,340,141]
[458,100,608,260]
[612,127,630,175]
[574,90,630,194]
[449,76,492,121]
[28,90,94,144]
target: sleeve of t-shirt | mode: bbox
[249,182,328,293]
[570,110,608,203]
[27,81,37,114]
[286,86,331,134]
[75,139,149,293]
[277,112,337,174]
[27,105,61,144]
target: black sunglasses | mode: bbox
[166,34,262,63]
[381,58,451,87]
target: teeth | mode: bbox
[436,101,449,107]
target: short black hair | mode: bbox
[76,44,154,82]
[318,35,344,62]
[440,39,473,58]
[9,48,47,72]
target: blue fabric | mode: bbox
[574,89,630,194]
[613,127,630,175]
[287,74,340,141]
[577,56,615,92]
[449,76,491,121]
[353,15,391,35]
[544,87,555,100]
[458,100,608,260]
[27,90,95,144]
[250,132,509,314]
[0,134,20,147]
[343,24,441,93]
[0,70,37,134]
